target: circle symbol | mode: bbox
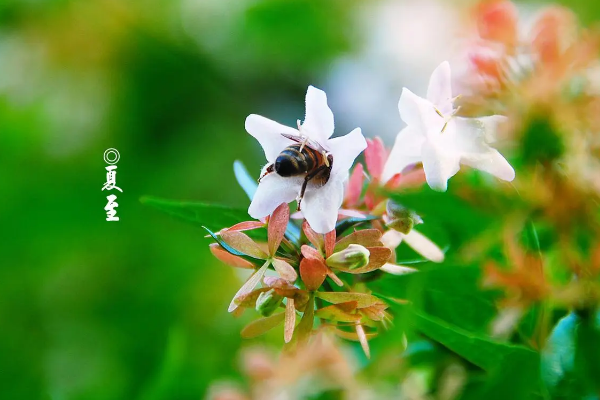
[104,148,120,165]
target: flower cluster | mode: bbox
[464,0,600,100]
[459,1,600,317]
[206,61,517,355]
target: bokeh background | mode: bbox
[2,0,600,398]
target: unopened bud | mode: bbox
[326,244,370,270]
[255,289,283,317]
[386,201,422,234]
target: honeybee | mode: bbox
[259,133,333,211]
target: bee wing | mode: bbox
[280,133,327,153]
[280,133,303,143]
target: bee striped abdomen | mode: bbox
[275,144,317,177]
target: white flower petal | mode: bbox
[327,127,367,178]
[402,230,445,263]
[398,88,444,138]
[302,85,334,146]
[427,61,453,113]
[248,173,302,219]
[461,148,515,182]
[421,140,461,192]
[381,230,404,249]
[474,115,508,143]
[453,117,515,181]
[245,114,298,163]
[338,209,368,219]
[381,126,425,183]
[380,263,418,275]
[453,116,504,151]
[301,177,344,234]
[289,210,304,220]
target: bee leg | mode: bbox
[296,164,331,211]
[296,179,309,211]
[258,164,275,183]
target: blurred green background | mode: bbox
[1,0,599,399]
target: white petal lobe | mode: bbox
[402,230,445,263]
[248,173,302,219]
[427,61,453,113]
[475,115,508,143]
[453,117,515,181]
[398,88,442,136]
[381,126,425,183]
[461,148,516,182]
[380,263,418,275]
[421,140,461,192]
[381,230,404,249]
[302,86,335,146]
[245,114,298,163]
[301,178,345,234]
[327,128,367,178]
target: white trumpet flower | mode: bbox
[381,61,515,191]
[246,86,367,233]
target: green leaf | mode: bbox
[409,308,542,400]
[410,308,536,371]
[575,310,600,393]
[542,310,600,398]
[515,302,548,348]
[520,115,564,166]
[141,196,254,233]
[389,189,495,245]
[402,340,439,367]
[371,264,499,333]
[523,219,542,255]
[233,160,257,201]
[475,350,542,400]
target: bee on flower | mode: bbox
[245,86,367,234]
